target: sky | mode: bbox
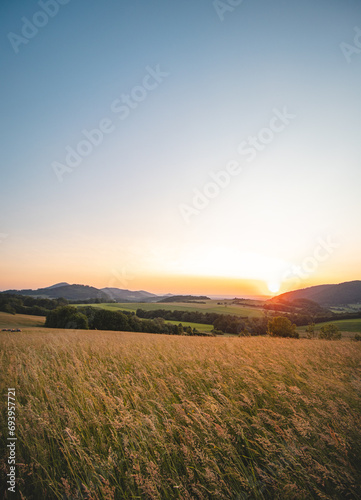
[0,0,360,297]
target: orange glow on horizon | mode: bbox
[0,266,351,298]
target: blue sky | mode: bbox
[1,0,360,295]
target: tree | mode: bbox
[3,304,16,315]
[318,324,341,340]
[267,316,298,338]
[184,326,192,335]
[45,306,89,329]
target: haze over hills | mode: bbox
[101,288,158,302]
[270,280,361,307]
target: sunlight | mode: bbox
[267,280,281,294]
[165,247,290,285]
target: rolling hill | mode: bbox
[270,280,361,306]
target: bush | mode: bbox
[267,317,298,338]
[353,333,361,341]
[305,323,316,339]
[318,324,341,340]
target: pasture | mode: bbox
[1,328,360,499]
[297,318,361,338]
[312,318,361,333]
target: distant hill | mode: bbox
[4,284,109,301]
[158,295,210,303]
[270,280,361,307]
[46,282,70,289]
[2,284,161,303]
[101,288,158,302]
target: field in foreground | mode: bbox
[0,330,360,499]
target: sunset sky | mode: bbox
[1,0,360,297]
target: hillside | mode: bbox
[271,280,361,306]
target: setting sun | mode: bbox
[267,280,281,294]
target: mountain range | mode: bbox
[2,283,161,303]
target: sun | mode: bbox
[267,280,281,294]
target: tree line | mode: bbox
[136,308,269,335]
[45,306,209,336]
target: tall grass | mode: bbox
[1,330,360,499]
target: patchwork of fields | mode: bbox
[1,327,360,499]
[76,300,264,318]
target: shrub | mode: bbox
[318,324,341,340]
[305,323,316,339]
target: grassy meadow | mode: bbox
[310,318,361,333]
[297,318,361,339]
[1,327,361,499]
[0,312,45,328]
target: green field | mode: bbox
[75,300,264,318]
[316,318,361,332]
[298,318,361,336]
[163,320,214,333]
[1,328,360,499]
